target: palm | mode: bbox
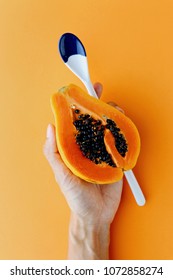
[55,167,123,226]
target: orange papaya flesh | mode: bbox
[50,84,140,184]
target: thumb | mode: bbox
[43,124,58,165]
[43,124,71,183]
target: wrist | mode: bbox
[68,213,110,260]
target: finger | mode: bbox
[93,83,125,113]
[45,123,58,153]
[107,101,125,114]
[43,124,61,169]
[43,124,72,182]
[93,82,103,98]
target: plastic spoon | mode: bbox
[58,32,146,206]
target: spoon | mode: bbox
[59,33,98,98]
[58,32,146,206]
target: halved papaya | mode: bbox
[50,84,140,184]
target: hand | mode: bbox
[44,82,123,225]
[43,83,123,259]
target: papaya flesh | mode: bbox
[50,84,140,184]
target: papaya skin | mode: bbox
[50,84,140,184]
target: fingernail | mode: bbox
[116,106,125,114]
[46,124,52,138]
[97,83,102,94]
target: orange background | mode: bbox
[0,0,173,260]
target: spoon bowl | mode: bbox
[59,33,98,98]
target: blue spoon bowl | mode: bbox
[59,33,86,63]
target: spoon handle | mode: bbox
[124,170,146,206]
[83,79,98,98]
[85,80,145,206]
[66,54,98,98]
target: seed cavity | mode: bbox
[106,119,128,157]
[72,108,128,167]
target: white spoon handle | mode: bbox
[66,55,98,98]
[124,170,146,206]
[83,80,98,98]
